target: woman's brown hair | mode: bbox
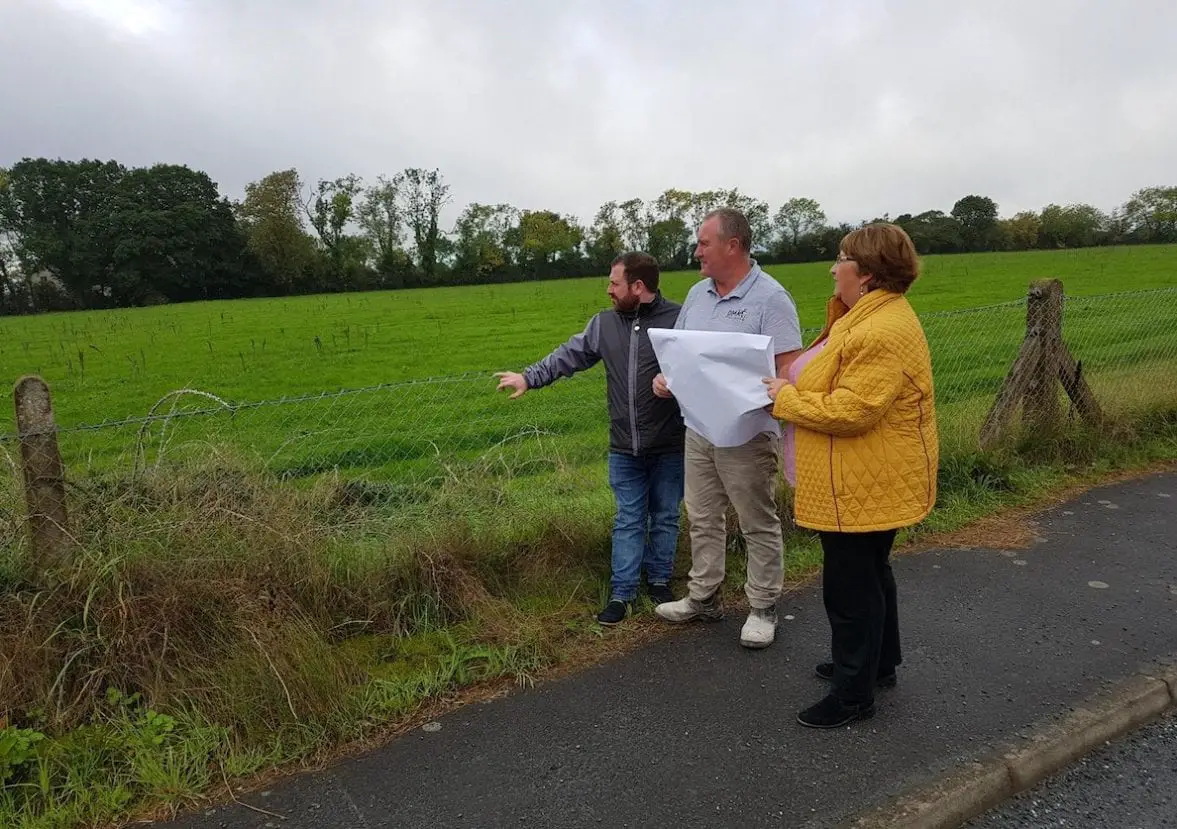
[840,223,920,294]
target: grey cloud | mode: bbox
[3,0,1174,231]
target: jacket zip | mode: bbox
[628,316,641,456]
[828,354,843,531]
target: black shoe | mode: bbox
[647,582,674,605]
[814,662,897,688]
[797,694,876,729]
[596,600,629,626]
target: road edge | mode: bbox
[842,660,1177,829]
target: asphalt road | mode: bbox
[966,712,1177,828]
[164,471,1177,829]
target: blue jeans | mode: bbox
[607,451,685,602]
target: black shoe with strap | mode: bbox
[814,662,897,688]
[596,599,629,626]
[797,693,876,729]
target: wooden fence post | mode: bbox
[980,279,1103,450]
[1022,279,1064,435]
[1058,354,1103,427]
[14,375,72,570]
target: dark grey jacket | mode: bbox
[523,293,685,456]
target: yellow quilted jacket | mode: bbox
[772,289,939,533]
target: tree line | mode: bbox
[1,157,1174,315]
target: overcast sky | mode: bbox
[3,0,1175,229]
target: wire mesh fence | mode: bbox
[3,286,1176,504]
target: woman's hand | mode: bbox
[762,376,790,402]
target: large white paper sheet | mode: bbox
[648,328,779,447]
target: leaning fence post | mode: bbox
[981,278,1104,451]
[13,375,72,570]
[1021,279,1064,437]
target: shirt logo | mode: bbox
[725,307,748,321]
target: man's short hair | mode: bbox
[612,251,660,292]
[704,208,752,253]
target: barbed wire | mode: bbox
[3,287,1176,484]
[1063,285,1177,302]
[54,373,518,438]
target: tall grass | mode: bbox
[0,445,624,826]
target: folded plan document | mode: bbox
[648,328,780,447]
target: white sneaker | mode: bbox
[740,606,777,648]
[654,593,724,623]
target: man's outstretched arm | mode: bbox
[495,315,603,399]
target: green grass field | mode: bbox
[2,245,1175,485]
[1,244,1175,423]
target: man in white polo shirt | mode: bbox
[652,208,802,648]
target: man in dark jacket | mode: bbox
[495,252,685,625]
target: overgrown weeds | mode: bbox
[1,406,1176,828]
[0,443,620,826]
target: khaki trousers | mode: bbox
[683,428,784,608]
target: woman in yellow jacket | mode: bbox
[765,223,938,729]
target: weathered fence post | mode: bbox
[14,375,72,570]
[1022,279,1064,435]
[980,279,1103,450]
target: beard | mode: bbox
[612,293,640,312]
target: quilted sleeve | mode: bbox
[771,326,905,437]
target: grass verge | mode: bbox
[1,408,1176,828]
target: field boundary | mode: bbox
[4,285,1175,441]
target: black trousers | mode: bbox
[819,529,901,705]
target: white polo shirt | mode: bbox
[675,260,803,355]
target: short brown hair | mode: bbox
[612,251,660,291]
[704,208,752,253]
[840,223,920,293]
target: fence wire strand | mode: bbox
[3,287,1177,491]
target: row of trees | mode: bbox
[1,156,1175,315]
